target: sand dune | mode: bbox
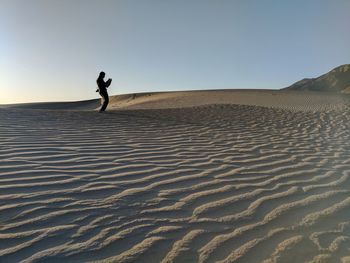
[5,90,350,112]
[1,90,350,262]
[5,99,100,111]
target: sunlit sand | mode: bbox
[1,90,350,262]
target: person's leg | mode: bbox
[100,92,109,111]
[99,93,104,112]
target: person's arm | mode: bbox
[106,78,112,88]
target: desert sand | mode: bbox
[1,90,350,262]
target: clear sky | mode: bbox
[1,0,349,104]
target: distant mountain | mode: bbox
[284,64,350,93]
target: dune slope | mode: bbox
[4,90,350,112]
[1,94,350,262]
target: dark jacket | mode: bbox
[97,77,108,93]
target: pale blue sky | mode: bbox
[1,0,349,103]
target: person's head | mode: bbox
[99,71,105,79]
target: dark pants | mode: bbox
[99,91,109,111]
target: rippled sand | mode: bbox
[1,90,350,262]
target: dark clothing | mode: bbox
[97,77,108,93]
[99,90,109,112]
[97,77,109,111]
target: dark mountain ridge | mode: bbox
[284,64,350,93]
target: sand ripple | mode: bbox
[1,104,350,262]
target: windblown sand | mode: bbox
[1,90,350,262]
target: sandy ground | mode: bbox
[1,90,350,262]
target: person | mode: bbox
[96,71,112,112]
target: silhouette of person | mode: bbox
[96,71,112,112]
